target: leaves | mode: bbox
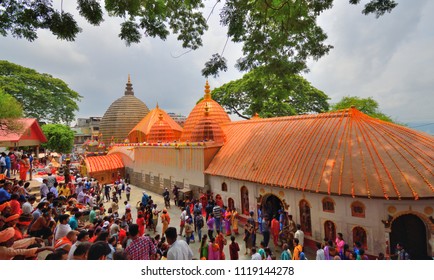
[202,54,228,78]
[0,0,398,76]
[211,66,330,119]
[77,0,104,25]
[0,89,24,132]
[331,96,393,122]
[0,60,82,125]
[350,0,398,18]
[119,20,142,45]
[49,11,82,41]
[41,124,75,154]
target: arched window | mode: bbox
[351,201,366,218]
[322,197,335,213]
[228,198,235,211]
[299,199,312,236]
[221,182,228,192]
[352,226,368,250]
[240,186,249,216]
[324,220,336,242]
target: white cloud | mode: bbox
[0,1,433,127]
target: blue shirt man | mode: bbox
[141,191,149,206]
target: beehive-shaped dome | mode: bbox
[100,76,150,144]
[128,104,182,143]
[190,108,226,144]
[147,113,177,143]
[180,81,231,142]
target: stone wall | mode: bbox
[126,167,162,194]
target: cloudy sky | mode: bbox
[1,1,433,133]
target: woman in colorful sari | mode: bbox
[160,208,170,237]
[231,209,239,235]
[207,236,220,260]
[199,234,208,260]
[19,155,30,181]
[224,209,232,236]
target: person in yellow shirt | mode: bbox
[292,238,303,260]
[57,183,71,198]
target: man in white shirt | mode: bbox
[39,179,49,199]
[294,224,305,247]
[316,242,325,260]
[45,173,57,189]
[166,227,193,260]
[68,230,90,259]
[251,247,262,260]
[53,214,72,245]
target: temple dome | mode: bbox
[191,115,226,144]
[180,81,231,141]
[100,76,150,144]
[128,104,182,143]
[148,117,176,143]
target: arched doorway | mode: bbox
[390,214,429,260]
[324,220,336,242]
[261,194,284,220]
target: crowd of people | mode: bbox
[0,158,412,260]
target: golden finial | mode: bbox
[156,102,159,109]
[204,80,211,100]
[128,74,131,83]
[204,102,210,116]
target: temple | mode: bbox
[83,79,434,259]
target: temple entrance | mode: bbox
[390,214,430,260]
[260,194,284,220]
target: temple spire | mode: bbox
[204,80,211,100]
[125,74,134,95]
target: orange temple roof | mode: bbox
[85,154,124,174]
[190,116,226,144]
[205,108,434,200]
[128,104,182,143]
[181,81,231,141]
[147,117,177,143]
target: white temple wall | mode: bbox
[207,175,433,257]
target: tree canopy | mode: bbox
[0,89,23,132]
[0,60,82,125]
[331,96,393,122]
[211,67,329,119]
[0,0,398,77]
[41,124,75,154]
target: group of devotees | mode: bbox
[1,170,405,261]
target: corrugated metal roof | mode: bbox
[181,81,231,141]
[85,154,124,173]
[0,118,47,143]
[205,108,434,200]
[128,105,182,143]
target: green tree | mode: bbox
[0,0,398,77]
[212,67,329,119]
[0,89,24,132]
[331,96,393,122]
[0,60,82,125]
[41,124,75,154]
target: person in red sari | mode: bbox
[136,211,145,237]
[271,215,281,250]
[19,155,30,181]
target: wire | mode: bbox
[409,122,434,128]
